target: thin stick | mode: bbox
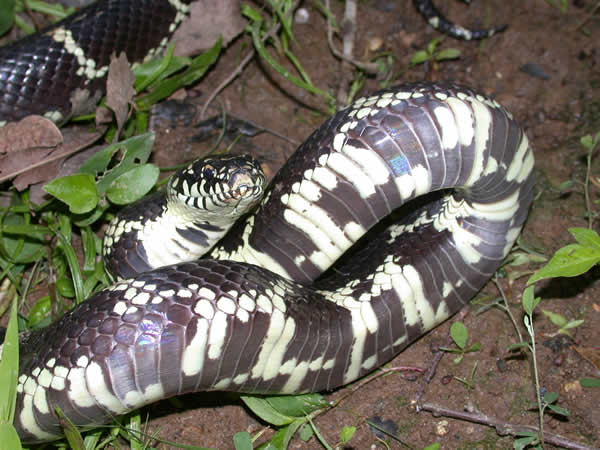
[418,402,593,450]
[200,0,302,119]
[323,0,378,74]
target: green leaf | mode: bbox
[0,423,22,450]
[410,50,429,65]
[299,423,313,441]
[339,425,356,444]
[528,243,600,284]
[79,133,155,195]
[580,134,594,150]
[1,214,45,264]
[257,420,304,450]
[0,0,15,36]
[507,341,530,351]
[580,377,600,388]
[541,309,567,328]
[513,434,538,450]
[43,174,98,214]
[422,444,441,450]
[28,296,51,328]
[264,393,328,418]
[241,4,264,22]
[568,227,600,251]
[106,164,159,205]
[450,322,468,350]
[0,297,19,424]
[542,391,558,404]
[556,180,574,191]
[136,38,222,111]
[465,342,482,353]
[522,285,539,316]
[547,404,570,417]
[435,48,461,61]
[561,319,584,330]
[506,251,547,267]
[55,406,85,449]
[56,277,75,298]
[241,396,295,426]
[426,38,441,54]
[233,431,253,450]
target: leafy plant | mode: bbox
[240,394,334,449]
[0,297,22,450]
[540,309,584,336]
[439,321,481,364]
[454,362,479,390]
[528,227,600,284]
[242,2,335,111]
[507,286,571,449]
[409,37,461,67]
[580,377,600,388]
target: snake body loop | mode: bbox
[12,82,535,443]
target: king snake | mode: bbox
[0,0,533,445]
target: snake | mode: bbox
[10,81,534,443]
[0,0,533,445]
[0,0,506,125]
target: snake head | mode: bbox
[168,155,266,216]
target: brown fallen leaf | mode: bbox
[573,346,600,371]
[103,52,136,136]
[5,124,105,191]
[0,116,62,155]
[172,0,246,57]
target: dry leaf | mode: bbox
[0,116,62,155]
[105,52,136,135]
[172,0,245,57]
[9,125,105,190]
[573,346,600,371]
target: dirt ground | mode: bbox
[9,0,600,448]
[123,0,600,448]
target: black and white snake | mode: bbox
[0,0,532,445]
[12,81,534,443]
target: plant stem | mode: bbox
[526,314,544,446]
[584,143,593,229]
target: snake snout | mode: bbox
[229,169,258,198]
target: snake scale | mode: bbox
[0,0,533,445]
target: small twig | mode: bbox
[200,0,302,118]
[200,49,255,119]
[323,0,378,75]
[413,337,451,405]
[493,274,524,343]
[418,402,593,450]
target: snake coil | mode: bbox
[10,82,534,443]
